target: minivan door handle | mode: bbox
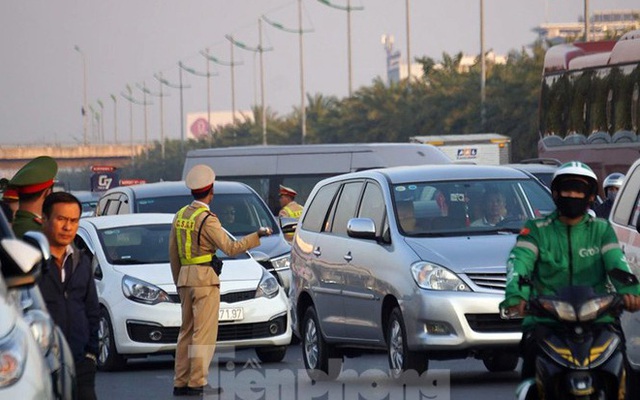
[344,251,352,262]
[313,247,321,257]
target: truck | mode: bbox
[409,133,511,165]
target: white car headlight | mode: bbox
[122,275,173,305]
[0,326,28,388]
[22,309,54,356]
[410,262,470,291]
[256,270,280,299]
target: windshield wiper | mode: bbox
[112,258,148,265]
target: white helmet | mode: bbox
[551,161,598,196]
[603,172,625,191]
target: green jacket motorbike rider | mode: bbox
[499,161,640,379]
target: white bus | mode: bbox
[183,143,451,214]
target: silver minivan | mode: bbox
[290,164,555,380]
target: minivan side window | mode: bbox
[358,182,386,237]
[300,183,340,233]
[331,181,364,237]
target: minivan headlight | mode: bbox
[22,309,54,356]
[256,270,280,299]
[411,262,471,291]
[0,326,28,388]
[122,275,173,305]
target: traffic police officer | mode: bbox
[169,164,271,397]
[9,156,58,238]
[278,185,303,242]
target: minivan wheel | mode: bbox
[98,308,126,371]
[255,346,287,363]
[482,353,519,372]
[301,307,342,381]
[387,307,428,380]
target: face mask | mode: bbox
[606,190,617,202]
[555,195,590,218]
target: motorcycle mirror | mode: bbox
[608,268,639,286]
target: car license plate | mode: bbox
[219,307,244,321]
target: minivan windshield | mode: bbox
[135,193,278,236]
[392,179,554,236]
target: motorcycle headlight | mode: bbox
[122,275,173,305]
[0,326,28,388]
[541,299,576,321]
[578,295,615,321]
[256,270,280,299]
[410,262,470,291]
[22,309,54,356]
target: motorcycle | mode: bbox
[508,269,639,400]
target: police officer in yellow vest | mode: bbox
[169,165,271,397]
[278,185,303,242]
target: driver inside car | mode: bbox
[471,191,507,227]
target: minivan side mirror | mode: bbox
[0,235,45,288]
[279,217,298,234]
[347,218,377,240]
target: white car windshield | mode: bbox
[98,223,249,265]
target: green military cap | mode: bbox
[10,156,58,194]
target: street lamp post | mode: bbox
[145,75,170,158]
[74,45,88,145]
[97,99,105,143]
[316,0,364,96]
[178,61,217,143]
[121,85,152,161]
[135,81,154,148]
[227,21,274,145]
[110,94,118,144]
[405,0,412,80]
[156,70,191,153]
[263,2,314,144]
[201,50,242,128]
[480,0,486,131]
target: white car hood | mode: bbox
[113,258,264,294]
[404,234,517,273]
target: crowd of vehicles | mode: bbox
[74,213,291,370]
[94,180,294,292]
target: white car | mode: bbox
[0,219,53,399]
[76,213,291,371]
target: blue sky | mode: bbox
[0,0,636,145]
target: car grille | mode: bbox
[465,313,522,333]
[167,290,256,305]
[465,272,507,290]
[218,315,287,341]
[126,315,287,344]
[221,290,256,304]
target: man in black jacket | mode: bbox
[40,192,100,400]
